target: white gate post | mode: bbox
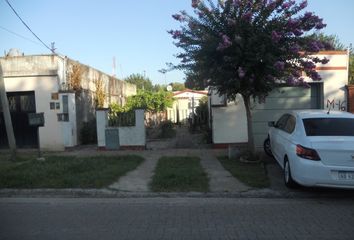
[96,108,109,149]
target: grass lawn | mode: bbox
[218,156,270,188]
[150,156,209,192]
[0,155,144,188]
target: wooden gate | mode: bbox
[347,85,354,114]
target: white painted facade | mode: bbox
[209,51,349,148]
[1,70,64,151]
[96,109,146,149]
[0,54,136,150]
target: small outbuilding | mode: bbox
[0,51,136,150]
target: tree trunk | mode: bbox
[0,64,16,160]
[242,94,256,156]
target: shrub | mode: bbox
[159,120,176,138]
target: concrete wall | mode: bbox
[118,109,146,147]
[96,109,145,149]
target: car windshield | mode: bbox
[303,118,354,136]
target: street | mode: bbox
[1,197,353,240]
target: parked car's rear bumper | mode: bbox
[290,154,354,189]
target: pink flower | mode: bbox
[168,30,182,39]
[192,0,200,8]
[299,0,308,9]
[271,31,281,43]
[172,14,185,22]
[274,61,285,71]
[217,34,232,51]
[238,67,245,78]
[242,11,253,22]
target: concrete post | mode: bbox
[0,64,16,160]
[96,108,109,149]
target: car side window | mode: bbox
[275,114,289,130]
[284,115,296,133]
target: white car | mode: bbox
[265,110,354,189]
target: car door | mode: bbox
[275,114,296,168]
[271,114,290,163]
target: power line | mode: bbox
[4,0,54,53]
[0,25,42,46]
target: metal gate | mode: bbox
[0,91,37,148]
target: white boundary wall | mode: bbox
[96,109,146,149]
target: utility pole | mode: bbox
[0,63,16,160]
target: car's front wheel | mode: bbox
[263,137,273,157]
[284,159,297,188]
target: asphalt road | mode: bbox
[1,197,354,240]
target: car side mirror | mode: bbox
[268,121,275,127]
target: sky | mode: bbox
[0,0,353,86]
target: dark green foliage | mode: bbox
[159,120,176,138]
[125,90,174,113]
[195,96,208,125]
[170,82,186,91]
[0,155,144,188]
[80,119,97,144]
[150,156,209,192]
[109,110,136,127]
[125,73,153,91]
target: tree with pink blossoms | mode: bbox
[169,0,330,155]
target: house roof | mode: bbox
[173,89,208,96]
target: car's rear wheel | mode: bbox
[284,159,297,188]
[263,137,273,157]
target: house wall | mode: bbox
[167,90,208,123]
[305,52,348,111]
[212,94,248,144]
[1,73,64,151]
[252,87,312,149]
[1,54,136,150]
[210,51,349,150]
[211,88,312,148]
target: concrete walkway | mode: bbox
[108,149,250,193]
[108,153,158,192]
[199,150,250,192]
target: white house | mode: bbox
[209,51,350,150]
[167,89,208,124]
[0,50,136,151]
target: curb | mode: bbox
[1,188,353,199]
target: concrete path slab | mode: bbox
[109,153,158,192]
[108,149,251,193]
[199,150,251,192]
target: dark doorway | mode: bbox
[0,91,38,148]
[309,82,324,109]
